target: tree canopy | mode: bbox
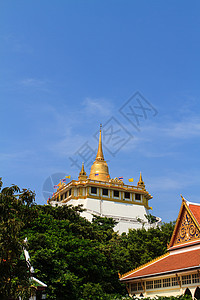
[0,179,175,299]
[21,206,174,299]
[0,178,35,299]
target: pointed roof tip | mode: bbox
[137,172,145,188]
[139,172,143,181]
[95,124,105,161]
[81,161,85,170]
[79,162,86,176]
[138,172,144,183]
[181,194,186,202]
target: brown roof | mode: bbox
[120,248,200,281]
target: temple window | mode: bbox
[163,278,171,287]
[125,192,130,199]
[102,188,108,196]
[172,277,180,286]
[192,273,200,283]
[130,283,137,292]
[146,280,153,290]
[135,193,141,201]
[182,275,191,285]
[113,190,119,198]
[138,282,143,291]
[73,188,77,196]
[154,279,162,289]
[91,187,97,194]
[64,192,67,198]
[69,189,71,196]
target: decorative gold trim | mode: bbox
[119,252,170,279]
[49,177,152,209]
[50,182,151,207]
[168,199,200,248]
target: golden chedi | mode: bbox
[89,126,110,182]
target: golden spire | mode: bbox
[89,124,110,182]
[137,172,145,189]
[95,124,104,161]
[78,162,88,181]
[80,162,86,175]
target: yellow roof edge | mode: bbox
[119,252,170,280]
[168,199,185,248]
[168,198,200,249]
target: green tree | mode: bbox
[0,178,35,299]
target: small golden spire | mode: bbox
[137,172,145,189]
[89,124,110,181]
[95,124,104,161]
[78,162,88,181]
[80,162,86,175]
[139,172,143,183]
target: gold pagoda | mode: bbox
[48,126,160,233]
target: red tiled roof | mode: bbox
[120,248,200,281]
[189,204,200,226]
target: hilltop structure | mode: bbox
[49,126,161,234]
[120,197,200,298]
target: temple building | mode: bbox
[48,126,161,234]
[119,197,200,298]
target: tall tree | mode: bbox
[0,178,35,299]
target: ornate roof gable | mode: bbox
[168,198,200,249]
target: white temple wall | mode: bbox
[67,197,150,234]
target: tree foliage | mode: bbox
[0,179,176,299]
[0,178,35,299]
[21,205,174,299]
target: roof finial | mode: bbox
[137,172,145,189]
[95,124,104,161]
[78,162,87,180]
[181,194,186,202]
[80,162,86,175]
[139,172,143,183]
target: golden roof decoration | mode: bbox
[89,124,110,182]
[137,172,145,189]
[109,177,124,185]
[95,124,104,161]
[57,182,65,191]
[168,197,200,249]
[78,162,88,181]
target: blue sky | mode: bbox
[1,0,200,223]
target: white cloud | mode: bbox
[163,118,200,138]
[108,115,200,158]
[20,78,44,87]
[0,150,34,161]
[148,170,200,192]
[18,78,50,92]
[82,97,113,117]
